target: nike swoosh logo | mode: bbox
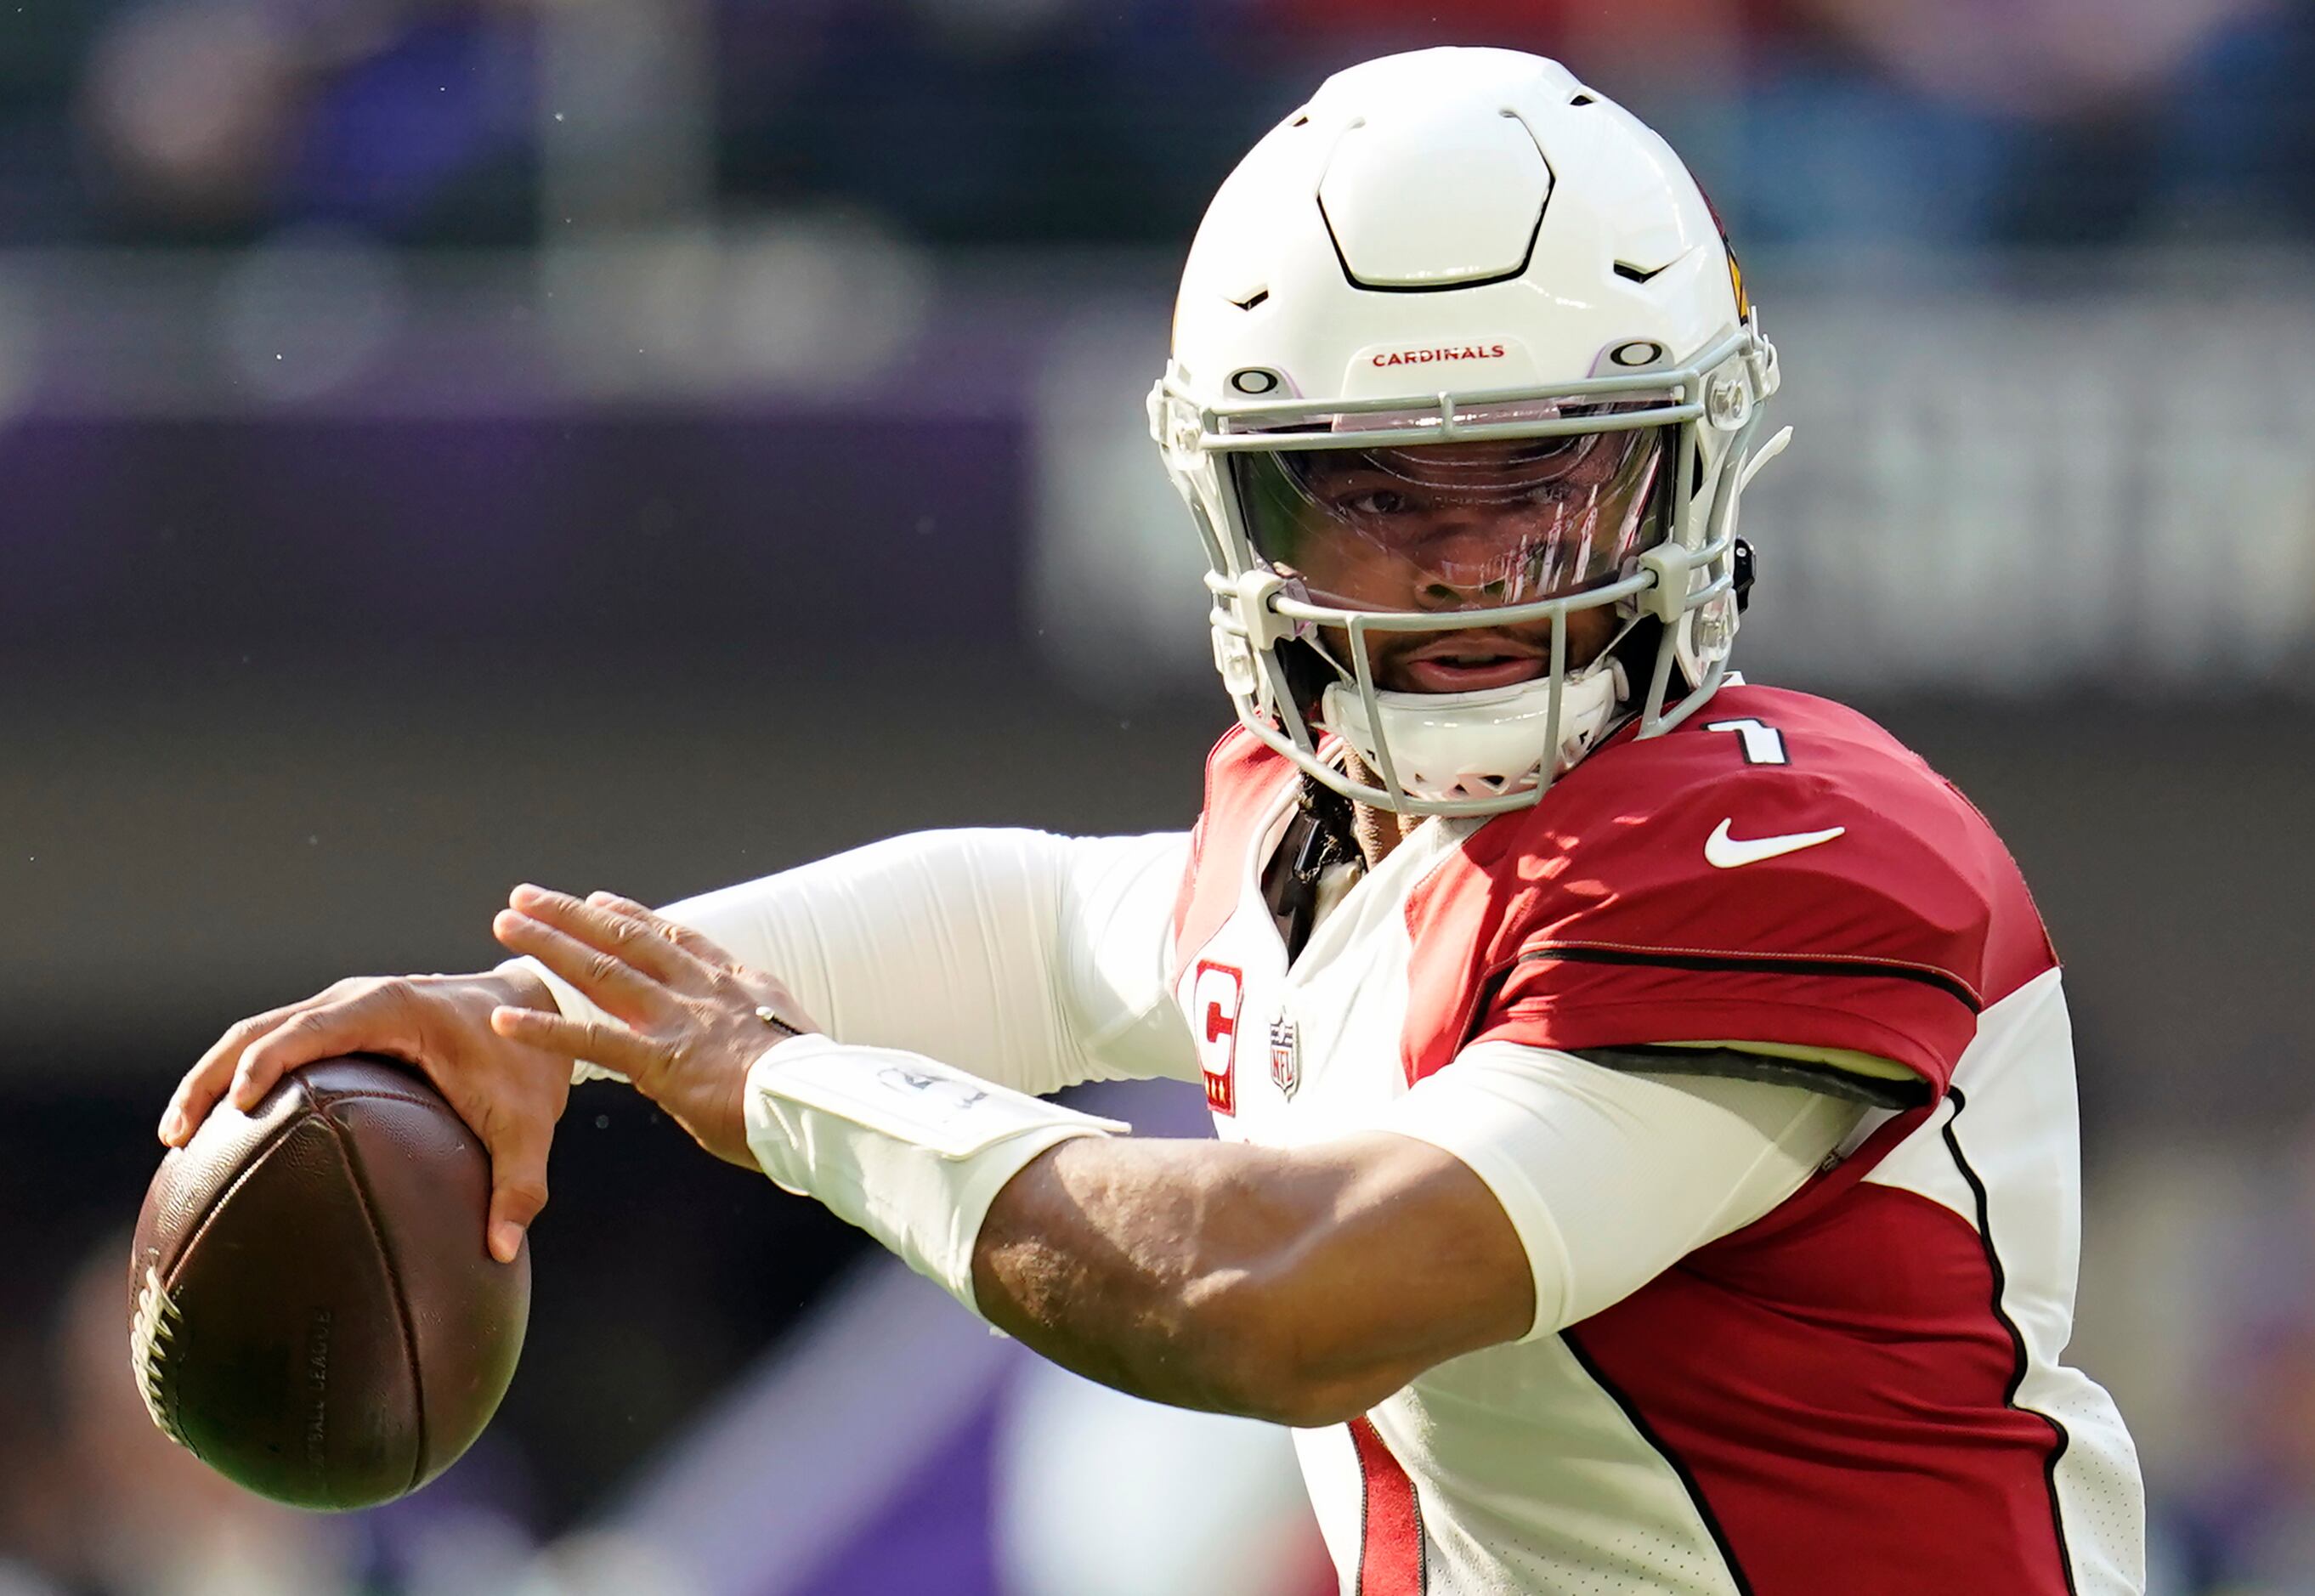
[1705,818,1846,869]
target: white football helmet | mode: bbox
[1149,47,1788,815]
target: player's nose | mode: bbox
[1417,574,1509,609]
[1409,512,1531,608]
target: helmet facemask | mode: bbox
[1160,329,1781,817]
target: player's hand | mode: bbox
[488,886,819,1171]
[161,967,575,1264]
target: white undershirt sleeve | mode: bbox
[514,829,1199,1095]
[1373,1042,1865,1339]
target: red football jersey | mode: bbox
[1169,684,2143,1594]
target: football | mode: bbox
[129,1055,529,1510]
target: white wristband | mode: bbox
[744,1036,1129,1316]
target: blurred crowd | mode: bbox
[2,0,2312,253]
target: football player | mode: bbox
[161,48,2146,1593]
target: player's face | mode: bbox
[1233,430,1663,693]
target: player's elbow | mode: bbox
[1244,1358,1409,1429]
[1181,1265,1417,1428]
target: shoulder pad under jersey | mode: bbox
[1398,685,2057,1095]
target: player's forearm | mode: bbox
[730,1034,1524,1424]
[971,1138,1293,1418]
[971,1133,1529,1427]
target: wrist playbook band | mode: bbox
[744,1035,1129,1316]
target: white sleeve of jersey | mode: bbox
[517,829,1199,1095]
[1378,1042,1865,1341]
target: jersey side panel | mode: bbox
[1371,1338,1746,1596]
[1562,1186,2073,1593]
[1559,971,2137,1593]
[1865,969,2146,1593]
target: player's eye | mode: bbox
[1340,487,1417,518]
[1313,478,1426,520]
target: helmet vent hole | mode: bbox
[1613,260,1669,284]
[1289,111,1310,127]
[1570,92,1597,106]
[1230,288,1271,311]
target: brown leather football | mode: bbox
[129,1056,529,1510]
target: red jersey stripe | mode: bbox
[1349,1416,1426,1596]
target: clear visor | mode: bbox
[1229,405,1669,613]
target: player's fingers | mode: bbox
[163,1004,302,1144]
[232,998,410,1113]
[478,1108,553,1265]
[489,1005,665,1080]
[507,885,687,981]
[584,892,738,968]
[492,908,668,1016]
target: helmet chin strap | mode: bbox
[1316,650,1633,811]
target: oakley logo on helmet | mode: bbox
[1610,340,1667,368]
[1370,342,1508,368]
[1229,368,1283,394]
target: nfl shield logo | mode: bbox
[1269,1016,1300,1101]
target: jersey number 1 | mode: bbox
[1706,717,1789,766]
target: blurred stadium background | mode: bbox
[3,1,2312,1591]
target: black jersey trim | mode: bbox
[1941,1087,2079,1595]
[1561,1330,1754,1596]
[1518,943,1983,1014]
[1574,1044,1933,1110]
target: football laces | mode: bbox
[131,1265,191,1449]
